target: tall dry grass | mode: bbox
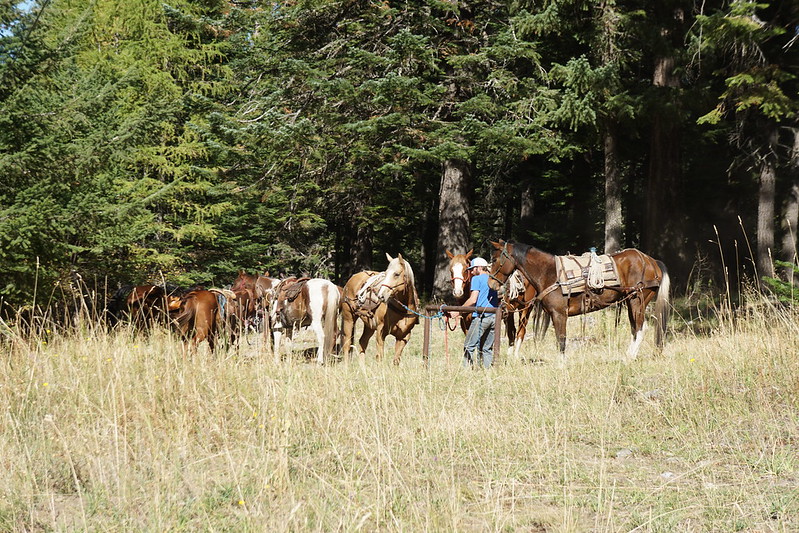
[1,295,798,532]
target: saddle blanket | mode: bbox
[555,251,620,295]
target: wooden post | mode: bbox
[493,308,502,365]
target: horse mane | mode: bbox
[400,258,419,309]
[508,241,533,267]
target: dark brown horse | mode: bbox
[488,240,670,359]
[171,289,220,355]
[341,253,419,364]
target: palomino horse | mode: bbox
[341,253,419,364]
[171,289,220,355]
[446,250,545,357]
[488,240,670,359]
[269,277,340,364]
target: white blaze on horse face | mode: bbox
[452,261,466,298]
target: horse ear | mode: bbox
[385,252,394,262]
[397,252,403,261]
[445,250,454,259]
[490,241,502,249]
[466,249,473,258]
[263,270,270,277]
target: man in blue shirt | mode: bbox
[459,257,500,368]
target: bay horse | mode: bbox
[171,289,220,355]
[446,250,546,357]
[488,240,670,359]
[269,277,340,364]
[340,253,419,364]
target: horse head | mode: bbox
[488,240,517,291]
[446,249,473,299]
[377,253,413,302]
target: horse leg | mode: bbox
[625,297,647,360]
[273,327,283,363]
[550,309,568,354]
[392,338,407,365]
[310,317,326,365]
[358,326,375,358]
[505,312,516,347]
[340,311,355,359]
[513,305,533,360]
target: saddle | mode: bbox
[351,271,383,318]
[281,277,311,303]
[555,249,620,296]
[273,277,311,326]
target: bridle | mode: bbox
[488,242,515,288]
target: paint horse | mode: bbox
[269,277,340,364]
[488,240,670,359]
[446,249,545,358]
[341,253,419,364]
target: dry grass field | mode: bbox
[1,295,798,531]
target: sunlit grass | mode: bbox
[1,298,797,531]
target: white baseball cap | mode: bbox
[468,257,489,269]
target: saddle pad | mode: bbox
[555,252,620,295]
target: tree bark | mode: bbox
[780,128,799,283]
[433,158,471,299]
[757,128,778,280]
[603,121,623,254]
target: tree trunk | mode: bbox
[339,218,373,281]
[603,122,623,254]
[781,128,799,284]
[644,6,689,282]
[519,181,535,241]
[433,158,471,299]
[645,54,688,271]
[757,128,778,280]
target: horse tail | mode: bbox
[654,260,670,349]
[323,282,341,357]
[174,295,196,336]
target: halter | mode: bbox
[488,242,515,287]
[450,263,472,286]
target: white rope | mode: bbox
[357,272,385,305]
[507,270,525,300]
[587,248,605,289]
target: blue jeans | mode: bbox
[463,314,495,368]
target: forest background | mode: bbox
[1,0,797,310]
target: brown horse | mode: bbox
[446,250,545,355]
[269,277,340,364]
[341,253,419,364]
[106,284,175,328]
[229,270,279,345]
[171,289,220,355]
[488,240,670,359]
